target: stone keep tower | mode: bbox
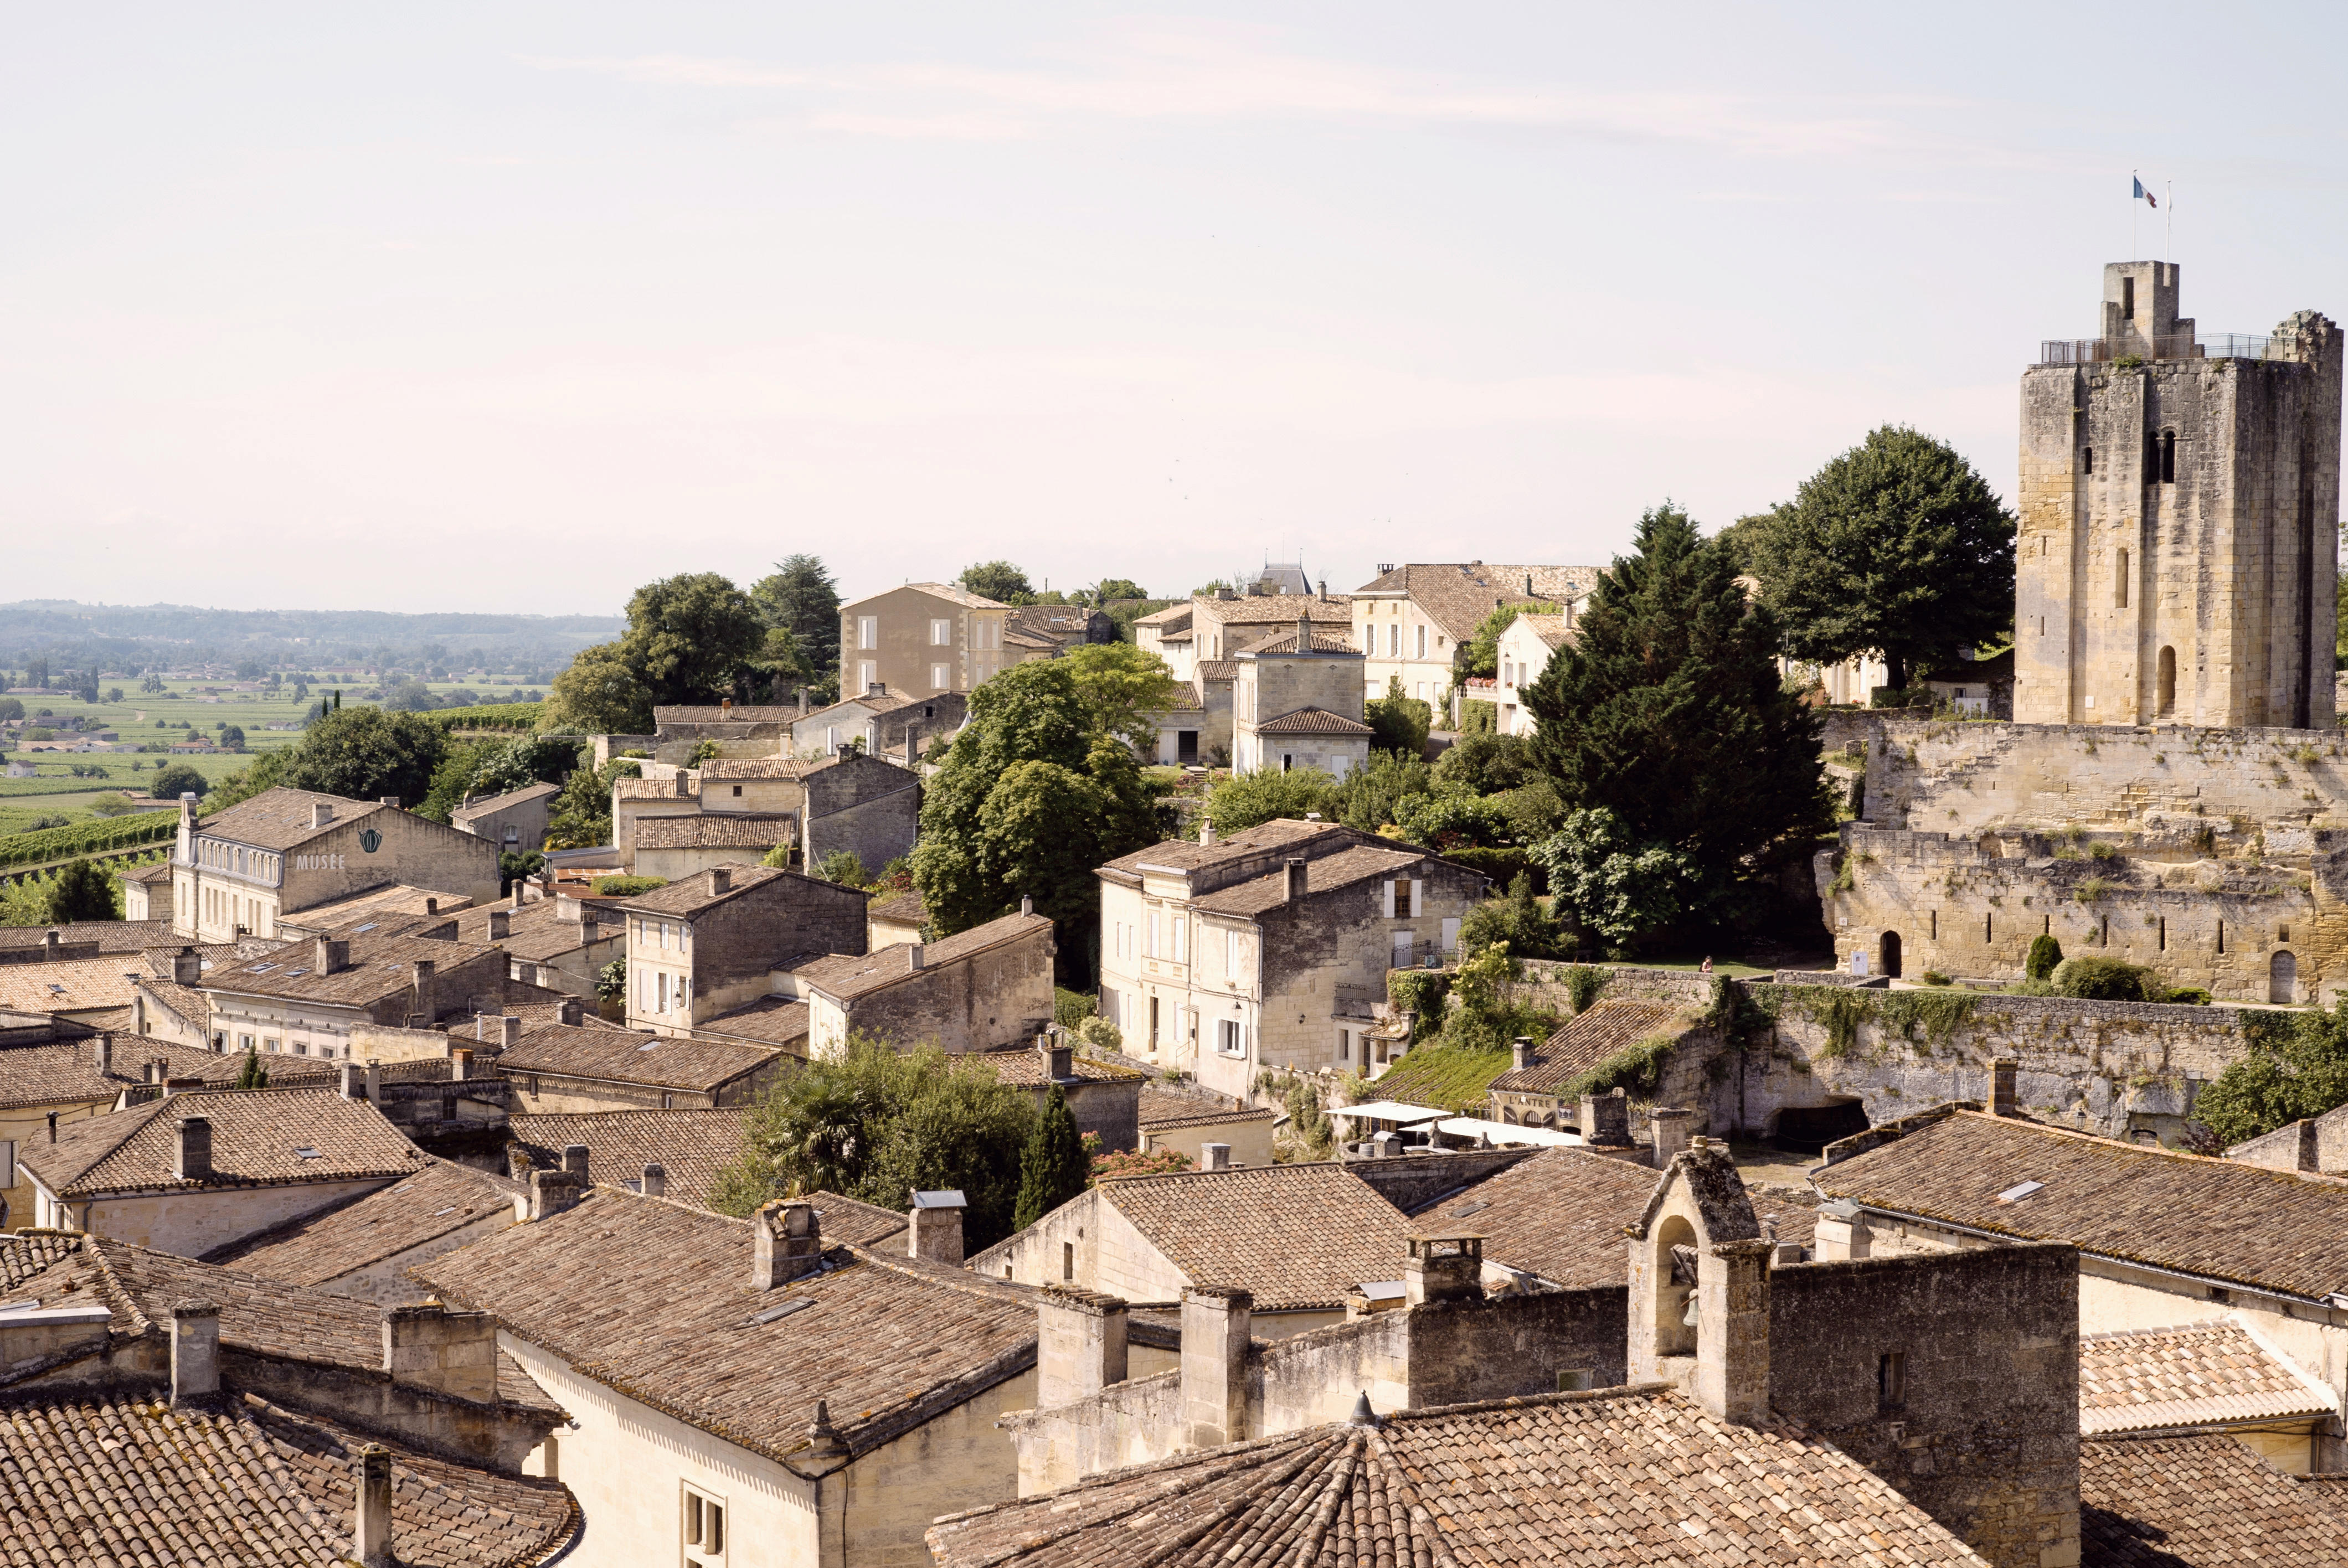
[2014,262,2342,728]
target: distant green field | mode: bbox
[3,678,533,773]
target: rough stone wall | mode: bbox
[273,808,503,922]
[691,875,869,1015]
[805,757,921,876]
[1346,1147,1536,1214]
[1769,1244,2080,1568]
[844,927,1055,1053]
[846,1365,1041,1568]
[1057,1080,1140,1155]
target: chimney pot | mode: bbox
[555,997,583,1028]
[175,1116,213,1182]
[1201,1142,1231,1171]
[1989,1058,2019,1117]
[1179,1286,1252,1450]
[1283,858,1306,904]
[1198,816,1216,847]
[526,1167,585,1220]
[1511,1035,1532,1071]
[562,1143,589,1183]
[641,1162,666,1198]
[753,1199,823,1289]
[311,802,333,828]
[424,896,437,916]
[172,945,200,986]
[42,930,59,959]
[908,943,924,971]
[451,1047,472,1082]
[499,1014,521,1049]
[94,1034,112,1074]
[673,772,690,797]
[354,1443,394,1568]
[707,867,730,898]
[1579,1090,1633,1148]
[1404,1232,1485,1306]
[1021,894,1033,917]
[1649,1107,1694,1168]
[380,1299,500,1404]
[556,894,584,924]
[1036,1286,1130,1407]
[339,1061,361,1099]
[908,1189,967,1265]
[316,936,348,976]
[171,1299,220,1405]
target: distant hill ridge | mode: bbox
[0,600,625,661]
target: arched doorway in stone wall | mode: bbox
[1880,930,1903,979]
[2271,950,2298,1005]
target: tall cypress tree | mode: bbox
[1013,1084,1089,1232]
[1522,502,1830,898]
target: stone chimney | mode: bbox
[339,1061,362,1099]
[526,1167,585,1220]
[487,909,511,941]
[1511,1035,1533,1072]
[1200,1141,1232,1171]
[363,1058,382,1105]
[1179,1285,1252,1450]
[799,687,811,718]
[41,930,59,961]
[175,1116,212,1182]
[1649,1107,1693,1168]
[450,1047,472,1082]
[315,937,347,976]
[424,897,437,916]
[382,1301,498,1403]
[179,792,200,832]
[171,1299,220,1405]
[641,1162,666,1198]
[720,697,733,719]
[1294,615,1310,649]
[1404,1233,1485,1306]
[379,796,400,811]
[560,1143,589,1184]
[499,1015,522,1049]
[354,1444,394,1568]
[1810,1198,1872,1262]
[93,1034,112,1074]
[1021,894,1033,917]
[908,1189,966,1266]
[1198,816,1216,847]
[311,802,334,828]
[555,894,584,924]
[555,997,583,1027]
[1371,1130,1402,1158]
[1579,1088,1633,1148]
[1317,579,1327,600]
[707,867,730,898]
[908,943,924,971]
[410,959,436,1023]
[1037,1287,1129,1407]
[1694,1239,1774,1427]
[673,773,691,797]
[172,946,200,985]
[751,1199,823,1289]
[1283,859,1306,904]
[1989,1058,2019,1117]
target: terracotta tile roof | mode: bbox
[17,1087,429,1198]
[1513,612,1574,651]
[1238,631,1363,657]
[1351,563,1600,642]
[450,899,621,962]
[508,1109,750,1210]
[652,704,804,724]
[2078,1321,2335,1435]
[1137,1090,1273,1131]
[1195,597,1354,628]
[415,1187,1039,1469]
[117,860,176,887]
[612,862,821,917]
[1101,818,1345,878]
[197,787,397,852]
[0,921,177,952]
[1190,844,1425,917]
[0,1234,79,1291]
[493,1023,778,1094]
[286,882,473,933]
[794,692,915,726]
[1003,628,1063,651]
[614,775,699,802]
[1195,659,1239,682]
[1414,1146,1664,1288]
[1492,1000,1692,1092]
[442,1000,629,1040]
[692,996,811,1049]
[794,912,1052,1003]
[798,1189,915,1249]
[0,958,147,1017]
[700,755,820,778]
[0,1036,226,1111]
[203,931,498,1008]
[929,1386,1987,1567]
[0,1387,578,1567]
[1133,604,1192,628]
[1097,1163,1410,1311]
[450,781,559,823]
[1816,1109,2348,1302]
[841,581,1011,612]
[1007,605,1105,637]
[868,891,928,926]
[2082,1433,2348,1565]
[202,1157,523,1286]
[1249,704,1375,735]
[985,1049,1147,1087]
[133,976,212,1033]
[634,814,796,850]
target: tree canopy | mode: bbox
[957,560,1034,604]
[751,555,842,695]
[1738,425,2017,690]
[1062,643,1181,754]
[44,859,119,923]
[617,573,768,706]
[1014,1084,1090,1230]
[274,707,450,808]
[1456,601,1560,685]
[2193,1004,2348,1148]
[544,641,655,735]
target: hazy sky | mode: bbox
[7,4,2344,615]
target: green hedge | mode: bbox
[0,811,179,871]
[426,702,546,733]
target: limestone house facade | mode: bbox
[1491,611,1572,736]
[1003,602,1111,649]
[1130,602,1198,681]
[618,752,922,881]
[1230,623,1374,778]
[2015,262,2340,729]
[795,909,1055,1057]
[170,787,501,943]
[494,1021,785,1112]
[449,780,558,854]
[866,890,927,948]
[1094,818,1485,1101]
[838,581,1016,699]
[450,893,625,998]
[14,1085,430,1255]
[200,930,524,1061]
[612,863,867,1036]
[985,1038,1145,1154]
[1186,589,1353,669]
[1135,1087,1274,1167]
[635,812,798,880]
[119,855,174,920]
[1351,562,1596,720]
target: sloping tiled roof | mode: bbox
[0,1233,79,1291]
[17,1087,428,1198]
[1190,844,1426,917]
[117,860,176,886]
[442,999,629,1041]
[1100,818,1344,878]
[653,705,804,724]
[2078,1321,2335,1436]
[202,1157,522,1286]
[416,1187,1038,1468]
[493,1023,778,1093]
[1414,1146,1664,1289]
[1511,612,1574,652]
[634,814,795,850]
[2081,1433,2348,1565]
[611,863,810,917]
[794,912,1052,1003]
[986,1050,1147,1087]
[1238,630,1362,657]
[0,1386,578,1567]
[1817,1109,2348,1302]
[692,996,811,1050]
[867,891,928,927]
[1137,1090,1273,1131]
[0,920,176,952]
[0,1036,226,1111]
[614,776,699,802]
[203,932,498,1007]
[135,975,213,1033]
[0,958,147,1017]
[450,781,559,823]
[1250,705,1375,735]
[1350,563,1600,642]
[929,1386,1988,1567]
[1492,1000,1693,1092]
[1099,1163,1410,1311]
[1194,596,1354,627]
[840,581,1009,611]
[701,756,820,779]
[286,882,472,933]
[197,787,395,852]
[451,898,620,962]
[508,1108,750,1210]
[1194,659,1239,683]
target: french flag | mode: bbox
[2134,176,2158,209]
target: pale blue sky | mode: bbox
[5,4,2341,613]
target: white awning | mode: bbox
[1326,1101,1447,1125]
[1433,1117,1583,1148]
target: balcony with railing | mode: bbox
[2037,333,2273,367]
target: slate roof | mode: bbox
[634,814,796,850]
[0,921,176,952]
[929,1386,1987,1567]
[2078,1321,2335,1436]
[451,898,620,962]
[612,862,816,917]
[202,1157,523,1286]
[1098,1163,1411,1312]
[794,912,1052,1003]
[1492,1000,1693,1093]
[0,1387,578,1567]
[0,958,147,1018]
[1816,1108,2348,1302]
[986,1050,1147,1087]
[692,996,812,1050]
[508,1108,751,1210]
[1190,844,1425,917]
[203,931,498,1008]
[493,1023,779,1093]
[195,787,397,852]
[1351,563,1600,642]
[16,1087,428,1198]
[2081,1433,2348,1565]
[415,1187,1039,1471]
[1138,1090,1273,1132]
[0,1036,226,1111]
[450,781,559,823]
[1414,1146,1665,1288]
[1250,705,1376,735]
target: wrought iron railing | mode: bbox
[2037,334,2273,367]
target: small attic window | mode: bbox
[752,1298,813,1325]
[1995,1180,2044,1204]
[353,922,378,933]
[294,1146,321,1160]
[637,1040,662,1051]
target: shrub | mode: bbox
[1076,1015,1122,1053]
[592,875,667,897]
[2025,935,2062,982]
[1093,1146,1192,1179]
[816,849,869,886]
[1054,989,1094,1029]
[2051,955,2158,1002]
[1457,872,1568,961]
[1563,964,1608,1014]
[1921,969,1951,986]
[149,761,206,800]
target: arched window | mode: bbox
[1654,1216,1698,1358]
[2157,646,2176,717]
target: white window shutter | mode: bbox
[1409,879,1422,917]
[1382,880,1396,919]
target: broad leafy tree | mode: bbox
[1063,643,1180,754]
[750,555,842,692]
[1201,766,1342,834]
[2194,1002,2348,1148]
[618,573,768,705]
[957,560,1033,604]
[1739,426,2016,690]
[276,707,449,808]
[1014,1084,1090,1230]
[545,643,655,735]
